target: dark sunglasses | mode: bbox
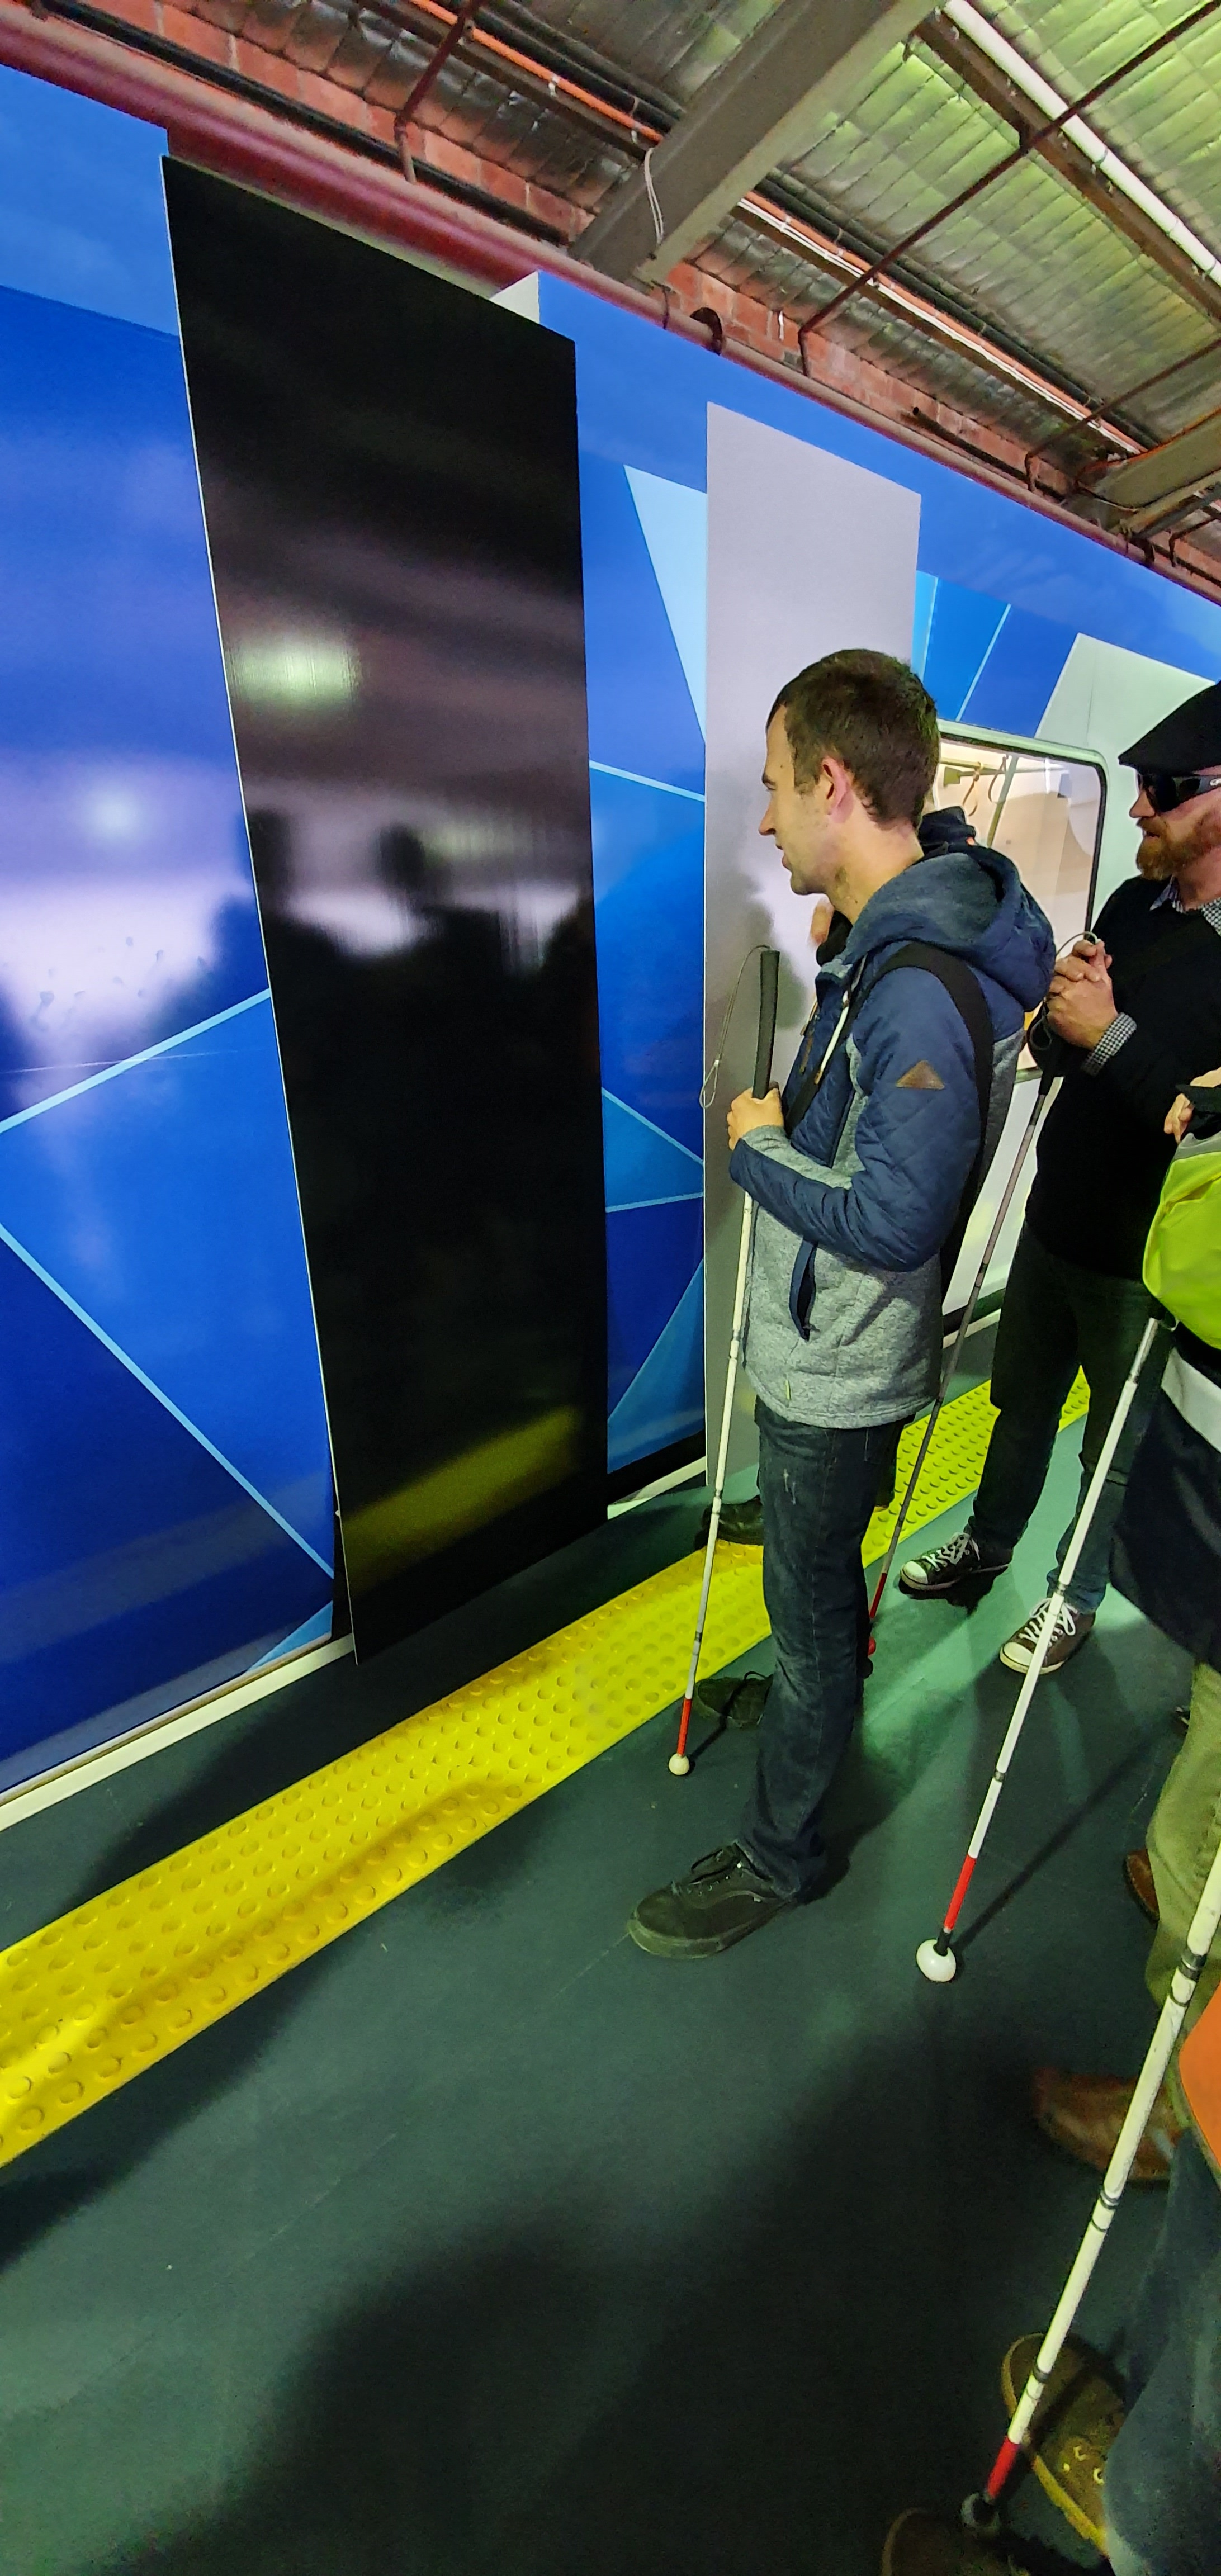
[1137,767,1221,814]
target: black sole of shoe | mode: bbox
[626,1905,789,1960]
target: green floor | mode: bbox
[0,1405,1190,2575]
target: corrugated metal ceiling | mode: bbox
[177,0,1221,570]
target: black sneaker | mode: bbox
[898,1527,1010,1600]
[692,1671,770,1729]
[694,1494,763,1548]
[628,1844,794,1958]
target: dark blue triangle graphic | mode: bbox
[0,1239,328,1765]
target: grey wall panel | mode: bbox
[704,405,920,1466]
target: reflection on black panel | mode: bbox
[165,164,605,1656]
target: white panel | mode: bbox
[491,275,541,321]
[704,404,921,1462]
[1038,634,1209,910]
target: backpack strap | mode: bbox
[872,944,993,1290]
[786,942,993,1294]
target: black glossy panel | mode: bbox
[165,164,604,1657]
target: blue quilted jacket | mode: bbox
[731,808,1055,1428]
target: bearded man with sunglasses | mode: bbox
[901,678,1221,1671]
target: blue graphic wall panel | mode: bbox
[543,269,1221,1477]
[580,452,706,797]
[0,1243,324,1765]
[0,68,332,1778]
[0,997,332,1566]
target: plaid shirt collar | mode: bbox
[1149,876,1221,935]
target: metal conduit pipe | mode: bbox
[2,0,1220,606]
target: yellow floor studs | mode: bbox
[0,1370,1088,2167]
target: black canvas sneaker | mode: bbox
[898,1526,1010,1599]
[692,1672,770,1729]
[627,1844,795,1958]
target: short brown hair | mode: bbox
[769,649,939,828]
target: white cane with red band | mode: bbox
[961,1818,1221,2535]
[670,949,779,1777]
[916,1310,1163,1979]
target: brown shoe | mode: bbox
[881,2508,1032,2574]
[998,1599,1095,1674]
[1000,2334,1124,2551]
[1123,1846,1158,1924]
[1031,2067,1184,2182]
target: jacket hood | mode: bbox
[839,805,1054,1010]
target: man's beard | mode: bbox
[1136,828,1175,881]
[1137,807,1221,880]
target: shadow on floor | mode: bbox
[0,1784,561,2276]
[85,2026,1099,2576]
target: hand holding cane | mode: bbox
[670,949,780,1777]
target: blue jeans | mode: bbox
[968,1223,1165,1614]
[1105,2132,1221,2575]
[738,1402,902,1901]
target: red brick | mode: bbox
[232,37,297,97]
[162,7,230,66]
[298,66,363,125]
[106,0,162,36]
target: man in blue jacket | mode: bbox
[630,650,1054,1958]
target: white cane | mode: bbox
[917,1311,1164,1980]
[963,1819,1221,2531]
[670,949,779,1775]
[868,1071,1061,1635]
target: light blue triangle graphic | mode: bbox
[608,1262,704,1472]
[603,1089,702,1213]
[624,467,707,736]
[247,1604,334,1670]
[0,994,333,1567]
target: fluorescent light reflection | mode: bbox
[226,631,360,712]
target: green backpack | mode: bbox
[1144,1150,1221,1350]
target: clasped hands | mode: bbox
[1045,936,1118,1050]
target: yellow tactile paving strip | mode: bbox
[0,1370,1087,2167]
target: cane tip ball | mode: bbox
[668,1753,691,1776]
[916,1937,958,1984]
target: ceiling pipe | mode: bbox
[393,0,482,177]
[1,0,1219,605]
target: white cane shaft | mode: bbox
[872,1082,1057,1606]
[1057,1314,1160,1592]
[711,1199,754,1502]
[955,1581,1071,1869]
[968,1308,1163,1842]
[682,1200,755,1702]
[1005,1830,1221,2458]
[941,1077,1058,1382]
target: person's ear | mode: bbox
[821,755,853,815]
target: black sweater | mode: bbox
[1025,875,1221,1278]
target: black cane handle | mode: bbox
[752,948,780,1099]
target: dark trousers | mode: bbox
[739,1401,902,1901]
[968,1223,1165,1614]
[1105,2131,1221,2574]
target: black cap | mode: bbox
[1121,678,1221,770]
